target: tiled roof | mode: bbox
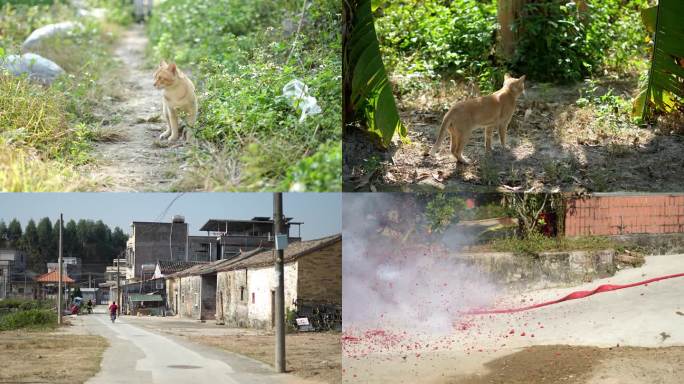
[156,260,208,275]
[217,233,341,272]
[166,234,341,278]
[167,248,264,278]
[35,270,75,283]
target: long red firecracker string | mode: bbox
[465,272,684,315]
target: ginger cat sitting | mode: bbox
[153,60,198,142]
[430,74,525,164]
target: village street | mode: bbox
[68,307,294,384]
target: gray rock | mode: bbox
[0,53,64,85]
[21,21,84,52]
[77,8,106,20]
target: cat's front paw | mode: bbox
[457,156,471,165]
[159,131,170,140]
[168,134,180,142]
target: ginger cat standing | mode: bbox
[430,74,525,164]
[153,60,198,142]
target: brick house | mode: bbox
[164,234,341,328]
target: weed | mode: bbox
[0,2,121,190]
[148,0,341,190]
[490,233,616,256]
[479,156,500,186]
[0,309,56,331]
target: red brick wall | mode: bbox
[565,195,684,236]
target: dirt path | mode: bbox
[89,24,183,191]
[344,80,684,192]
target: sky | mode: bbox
[0,193,341,240]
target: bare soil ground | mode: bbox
[86,24,186,191]
[188,332,341,384]
[0,330,108,383]
[449,345,684,384]
[343,77,684,192]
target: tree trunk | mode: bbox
[498,0,526,60]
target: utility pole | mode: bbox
[273,193,286,373]
[116,252,121,316]
[57,213,63,325]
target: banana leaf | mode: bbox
[633,0,684,120]
[343,0,405,148]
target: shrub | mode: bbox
[0,298,51,310]
[0,308,56,331]
[512,0,650,83]
[147,0,341,190]
[281,141,342,192]
[375,0,498,90]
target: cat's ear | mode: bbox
[518,75,526,82]
[504,73,511,80]
[168,63,177,74]
[160,60,167,67]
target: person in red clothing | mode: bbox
[108,301,119,323]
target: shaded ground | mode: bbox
[451,345,684,384]
[86,24,185,191]
[0,330,108,383]
[124,316,341,384]
[343,77,684,192]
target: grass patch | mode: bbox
[147,0,341,191]
[0,143,95,191]
[0,332,108,383]
[0,2,122,191]
[0,309,56,331]
[488,233,617,256]
[0,298,52,310]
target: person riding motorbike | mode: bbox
[108,301,119,323]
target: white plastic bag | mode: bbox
[281,79,322,122]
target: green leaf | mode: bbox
[346,0,405,148]
[637,0,684,120]
[640,6,657,33]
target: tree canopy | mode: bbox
[0,217,128,273]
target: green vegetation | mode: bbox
[0,299,56,331]
[490,233,616,256]
[0,1,120,191]
[147,0,341,191]
[0,217,128,273]
[424,194,467,232]
[513,0,649,83]
[376,0,498,90]
[374,0,649,87]
[0,298,51,310]
[344,0,404,148]
[0,309,56,331]
[633,0,684,120]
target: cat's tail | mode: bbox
[429,110,451,156]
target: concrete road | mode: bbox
[344,254,684,383]
[71,309,291,384]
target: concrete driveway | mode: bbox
[344,254,684,383]
[71,308,292,384]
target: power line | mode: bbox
[155,193,185,222]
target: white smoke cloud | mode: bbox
[343,193,499,335]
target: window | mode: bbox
[18,288,24,294]
[240,286,245,301]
